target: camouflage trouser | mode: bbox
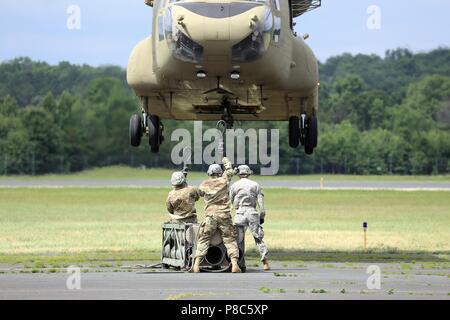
[195,215,239,260]
[170,215,198,224]
[234,207,268,261]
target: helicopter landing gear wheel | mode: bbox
[129,114,143,147]
[289,116,300,148]
[289,114,318,155]
[304,116,318,155]
[149,115,163,153]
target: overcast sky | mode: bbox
[1,0,449,67]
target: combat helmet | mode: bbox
[237,165,253,176]
[171,171,186,186]
[207,164,223,176]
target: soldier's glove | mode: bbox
[182,166,189,177]
[259,210,266,225]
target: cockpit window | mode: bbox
[272,0,281,42]
[273,16,281,43]
[271,0,280,10]
[157,0,166,41]
[163,6,204,63]
[231,6,273,62]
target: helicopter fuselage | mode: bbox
[127,0,319,121]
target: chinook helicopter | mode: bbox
[127,0,321,154]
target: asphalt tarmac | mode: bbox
[1,179,450,190]
[1,262,448,300]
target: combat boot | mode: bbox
[262,259,270,271]
[231,258,241,273]
[192,257,202,273]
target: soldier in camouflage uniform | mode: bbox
[166,171,202,224]
[192,157,241,273]
[230,165,270,271]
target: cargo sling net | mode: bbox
[291,0,321,18]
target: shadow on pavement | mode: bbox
[245,249,450,263]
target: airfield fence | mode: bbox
[0,152,448,176]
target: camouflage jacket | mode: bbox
[230,177,265,216]
[166,185,202,221]
[198,157,234,218]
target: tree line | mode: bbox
[0,48,449,175]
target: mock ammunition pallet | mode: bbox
[161,223,195,269]
[161,222,246,272]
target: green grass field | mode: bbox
[0,187,449,266]
[1,166,450,181]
